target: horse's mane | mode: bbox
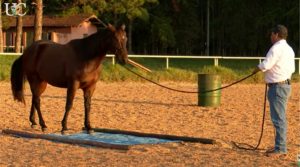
[67,28,112,61]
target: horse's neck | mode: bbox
[71,31,109,62]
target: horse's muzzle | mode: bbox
[117,58,128,65]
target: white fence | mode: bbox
[1,53,300,74]
[3,46,25,53]
[108,54,300,75]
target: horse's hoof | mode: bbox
[41,127,48,132]
[83,126,94,134]
[31,124,38,129]
[86,129,94,134]
[61,129,69,135]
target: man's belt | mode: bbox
[267,79,291,86]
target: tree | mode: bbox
[15,0,23,53]
[59,0,105,16]
[58,0,158,54]
[133,0,201,55]
[94,0,158,53]
[29,0,300,56]
[0,0,3,53]
[34,0,43,41]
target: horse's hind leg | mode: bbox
[29,98,37,128]
[28,78,47,131]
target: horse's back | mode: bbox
[22,40,77,88]
[22,40,66,65]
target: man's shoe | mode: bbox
[265,147,275,153]
[265,148,287,158]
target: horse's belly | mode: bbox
[36,59,69,88]
[47,80,68,88]
[38,69,68,88]
[43,75,68,88]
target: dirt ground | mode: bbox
[0,81,299,167]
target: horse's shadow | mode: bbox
[37,94,197,107]
[2,93,197,107]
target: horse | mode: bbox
[10,24,128,134]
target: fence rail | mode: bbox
[1,53,299,74]
[107,54,300,74]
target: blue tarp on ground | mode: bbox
[49,132,180,145]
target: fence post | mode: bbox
[214,58,218,66]
[298,59,300,75]
[166,57,169,69]
[112,57,115,65]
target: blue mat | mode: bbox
[49,132,180,145]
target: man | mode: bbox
[253,25,295,157]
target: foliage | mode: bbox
[2,0,299,56]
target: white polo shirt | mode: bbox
[258,39,295,83]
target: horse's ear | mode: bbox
[107,24,116,32]
[120,24,126,31]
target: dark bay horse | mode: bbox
[10,24,128,133]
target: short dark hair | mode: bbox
[271,25,288,39]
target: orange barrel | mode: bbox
[198,74,221,107]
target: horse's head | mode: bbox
[107,24,128,65]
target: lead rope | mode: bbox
[123,66,258,93]
[232,84,267,150]
[123,65,266,151]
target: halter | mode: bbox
[114,41,124,55]
[114,35,126,55]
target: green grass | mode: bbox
[0,55,18,80]
[1,55,299,84]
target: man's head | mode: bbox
[270,25,288,44]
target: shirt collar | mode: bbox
[274,39,286,45]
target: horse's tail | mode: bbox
[11,56,26,104]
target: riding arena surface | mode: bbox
[0,81,299,166]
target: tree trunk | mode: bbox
[0,0,3,53]
[34,0,43,41]
[128,20,133,54]
[171,0,180,12]
[15,0,23,53]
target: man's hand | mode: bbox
[252,67,261,74]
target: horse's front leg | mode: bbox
[61,82,79,134]
[83,83,96,134]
